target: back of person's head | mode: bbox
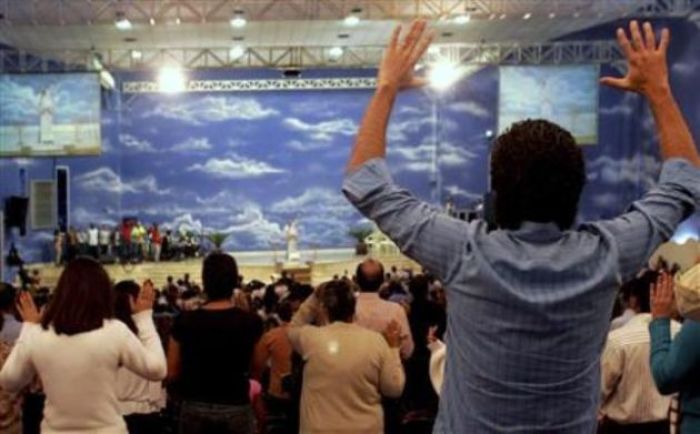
[409,274,430,302]
[277,301,294,323]
[42,257,113,335]
[355,259,385,292]
[202,252,238,301]
[0,283,17,313]
[263,285,279,314]
[621,270,657,314]
[491,119,585,230]
[114,280,140,334]
[321,280,356,323]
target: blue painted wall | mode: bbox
[2,17,700,265]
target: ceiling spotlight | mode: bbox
[175,17,181,25]
[329,46,344,59]
[523,13,532,20]
[485,129,494,138]
[429,60,462,91]
[548,12,556,19]
[115,13,132,30]
[344,7,362,26]
[230,45,246,60]
[158,66,187,93]
[499,14,507,20]
[488,13,496,20]
[573,11,581,18]
[453,14,471,25]
[230,10,247,28]
[131,50,142,60]
[149,17,156,26]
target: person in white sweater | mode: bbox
[113,280,166,434]
[0,258,166,434]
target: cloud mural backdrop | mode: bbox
[2,18,700,263]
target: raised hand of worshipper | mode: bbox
[16,291,40,324]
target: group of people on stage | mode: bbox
[52,221,201,265]
[0,18,700,434]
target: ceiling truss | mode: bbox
[0,0,697,26]
[0,39,625,73]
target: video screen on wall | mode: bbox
[0,73,101,157]
[498,65,599,145]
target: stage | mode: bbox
[26,248,420,290]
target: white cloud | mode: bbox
[587,155,660,188]
[591,192,621,209]
[444,185,481,201]
[599,93,640,117]
[220,204,284,247]
[74,167,172,195]
[165,213,204,233]
[390,141,477,172]
[143,96,279,125]
[172,137,213,152]
[119,134,156,152]
[72,207,117,226]
[448,101,491,118]
[283,118,357,141]
[187,154,286,179]
[285,139,330,152]
[271,188,355,218]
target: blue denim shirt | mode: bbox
[343,158,700,433]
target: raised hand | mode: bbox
[377,20,434,91]
[600,21,670,97]
[382,320,402,348]
[650,272,675,319]
[16,291,41,323]
[131,279,156,313]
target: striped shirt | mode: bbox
[343,158,700,433]
[601,313,680,423]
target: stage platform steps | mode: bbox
[27,254,420,290]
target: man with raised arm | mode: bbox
[342,20,700,433]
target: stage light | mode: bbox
[329,46,344,59]
[230,45,245,61]
[158,67,187,93]
[485,129,494,138]
[548,12,556,19]
[429,60,461,91]
[115,14,132,30]
[175,17,181,25]
[149,17,156,26]
[131,50,142,60]
[523,13,532,20]
[230,10,247,28]
[453,14,471,25]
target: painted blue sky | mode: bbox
[2,18,700,263]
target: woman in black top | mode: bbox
[168,252,263,434]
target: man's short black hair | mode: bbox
[621,269,657,313]
[321,280,356,323]
[202,252,238,301]
[491,119,586,230]
[355,259,385,292]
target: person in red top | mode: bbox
[150,224,162,263]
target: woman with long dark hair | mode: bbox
[114,280,166,434]
[0,258,166,433]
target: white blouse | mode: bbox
[0,310,166,434]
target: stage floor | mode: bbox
[27,249,419,289]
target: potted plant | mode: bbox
[348,226,373,256]
[206,232,230,252]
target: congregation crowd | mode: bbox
[1,18,700,434]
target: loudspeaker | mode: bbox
[56,166,70,231]
[5,196,29,236]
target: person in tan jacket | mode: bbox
[288,280,405,434]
